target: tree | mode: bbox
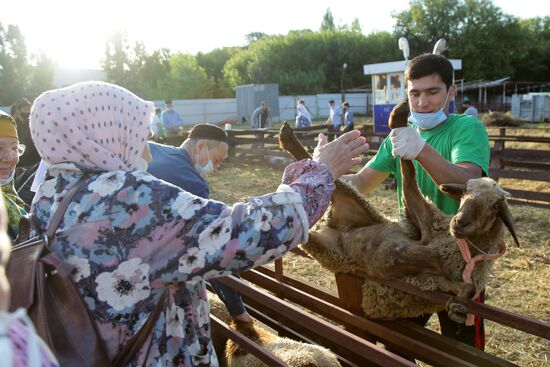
[0,23,29,105]
[245,32,267,44]
[223,30,400,94]
[320,8,336,32]
[102,30,132,87]
[27,52,54,99]
[162,53,215,99]
[351,19,362,33]
[196,47,241,97]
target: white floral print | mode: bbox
[96,258,151,311]
[88,172,125,196]
[178,247,206,274]
[253,208,273,232]
[197,217,233,255]
[173,192,208,219]
[65,255,91,282]
[165,303,185,338]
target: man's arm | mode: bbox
[342,167,389,196]
[415,144,482,185]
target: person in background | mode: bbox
[295,100,312,128]
[342,102,354,132]
[0,193,59,367]
[160,99,183,134]
[326,99,342,141]
[29,81,369,365]
[147,123,254,324]
[0,111,27,240]
[250,100,272,129]
[344,53,490,351]
[462,97,478,117]
[150,107,165,140]
[11,98,40,169]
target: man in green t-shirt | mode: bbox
[345,54,490,350]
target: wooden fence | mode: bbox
[223,125,550,207]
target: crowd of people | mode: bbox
[0,53,491,366]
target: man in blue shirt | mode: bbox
[147,123,254,323]
[342,101,354,132]
[160,99,183,134]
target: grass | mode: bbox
[208,160,550,367]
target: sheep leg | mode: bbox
[280,122,383,229]
[430,275,476,324]
[400,159,435,245]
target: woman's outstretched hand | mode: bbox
[313,130,369,178]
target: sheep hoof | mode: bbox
[446,298,468,324]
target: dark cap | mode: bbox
[328,99,335,104]
[188,123,227,143]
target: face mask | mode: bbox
[408,90,451,130]
[135,157,149,172]
[194,147,214,177]
[0,171,15,186]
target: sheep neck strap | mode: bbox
[457,238,506,326]
[457,238,507,285]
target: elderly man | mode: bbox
[147,123,253,323]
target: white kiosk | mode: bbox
[363,59,462,133]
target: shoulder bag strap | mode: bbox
[45,176,88,241]
[112,290,167,366]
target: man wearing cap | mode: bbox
[147,123,254,323]
[160,99,184,134]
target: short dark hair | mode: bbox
[328,99,335,104]
[405,54,454,90]
[342,102,349,108]
[165,99,172,104]
[188,123,227,143]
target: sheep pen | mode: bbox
[208,159,549,367]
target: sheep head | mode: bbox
[441,178,519,247]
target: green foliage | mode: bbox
[196,47,241,97]
[0,22,54,105]
[162,53,215,99]
[223,30,401,94]
[320,8,336,32]
[392,0,548,81]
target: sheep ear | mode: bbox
[498,202,520,247]
[439,183,466,200]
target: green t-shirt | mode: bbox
[367,114,490,215]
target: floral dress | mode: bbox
[31,160,333,366]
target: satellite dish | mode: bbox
[433,38,448,55]
[398,37,410,60]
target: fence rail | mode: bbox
[224,125,550,207]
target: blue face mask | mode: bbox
[408,90,451,130]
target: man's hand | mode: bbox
[390,127,426,160]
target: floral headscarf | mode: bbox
[30,81,155,172]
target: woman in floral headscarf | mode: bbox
[0,111,27,240]
[29,81,368,366]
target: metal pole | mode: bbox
[340,63,348,104]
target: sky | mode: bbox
[1,0,549,70]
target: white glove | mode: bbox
[390,127,426,160]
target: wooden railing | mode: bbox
[224,125,550,207]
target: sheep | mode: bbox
[277,100,519,323]
[208,292,342,367]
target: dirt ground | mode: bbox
[208,159,550,367]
